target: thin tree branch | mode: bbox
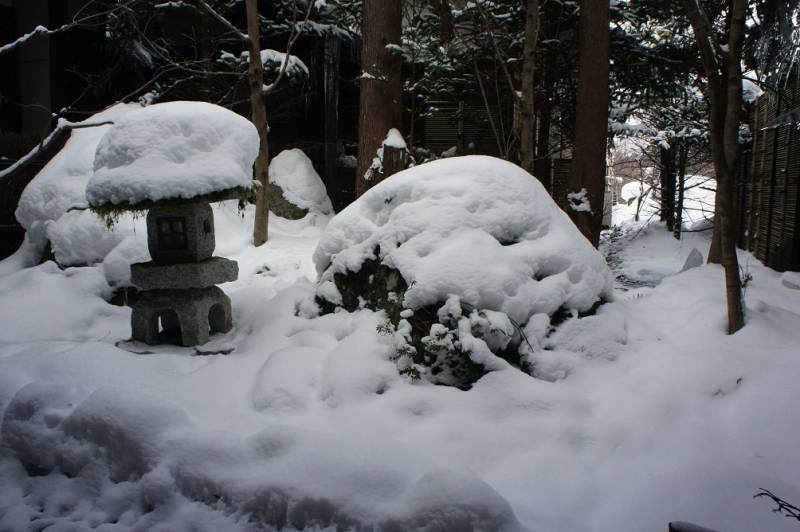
[755,489,800,522]
[0,1,123,56]
[196,0,248,42]
[0,120,113,182]
[263,0,316,95]
[681,0,722,95]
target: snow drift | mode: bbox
[2,193,800,531]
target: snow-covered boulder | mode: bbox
[268,148,333,219]
[86,101,259,208]
[313,156,613,388]
[14,103,142,267]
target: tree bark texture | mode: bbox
[519,0,539,175]
[567,0,610,247]
[246,0,270,246]
[355,0,402,198]
[682,0,746,334]
[660,146,676,232]
[674,142,687,239]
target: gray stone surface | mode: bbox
[680,247,704,272]
[131,286,232,346]
[266,182,308,220]
[147,203,215,264]
[131,257,238,290]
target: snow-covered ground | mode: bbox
[1,202,799,531]
[2,132,800,532]
[615,175,716,231]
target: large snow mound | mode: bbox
[314,156,613,322]
[12,104,142,267]
[86,101,259,207]
[269,149,333,215]
[16,104,138,230]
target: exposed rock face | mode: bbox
[267,182,310,220]
[313,156,613,388]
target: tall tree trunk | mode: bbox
[674,141,687,239]
[682,0,746,334]
[707,211,722,261]
[660,146,676,232]
[718,0,746,334]
[323,33,340,202]
[536,2,558,192]
[566,0,610,247]
[519,0,539,175]
[246,0,269,246]
[355,0,402,197]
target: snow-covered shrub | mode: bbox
[314,156,613,388]
[268,148,334,219]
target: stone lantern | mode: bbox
[129,203,238,346]
[83,100,261,348]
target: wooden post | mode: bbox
[381,145,406,181]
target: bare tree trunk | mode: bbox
[674,141,687,239]
[660,146,676,231]
[707,213,722,261]
[682,0,746,334]
[519,0,539,175]
[246,0,269,246]
[535,4,556,191]
[356,0,402,197]
[566,0,610,247]
[718,0,747,334]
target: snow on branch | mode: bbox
[0,25,51,56]
[262,0,317,95]
[1,2,129,56]
[0,119,113,183]
[222,49,309,79]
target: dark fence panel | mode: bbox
[742,71,800,272]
